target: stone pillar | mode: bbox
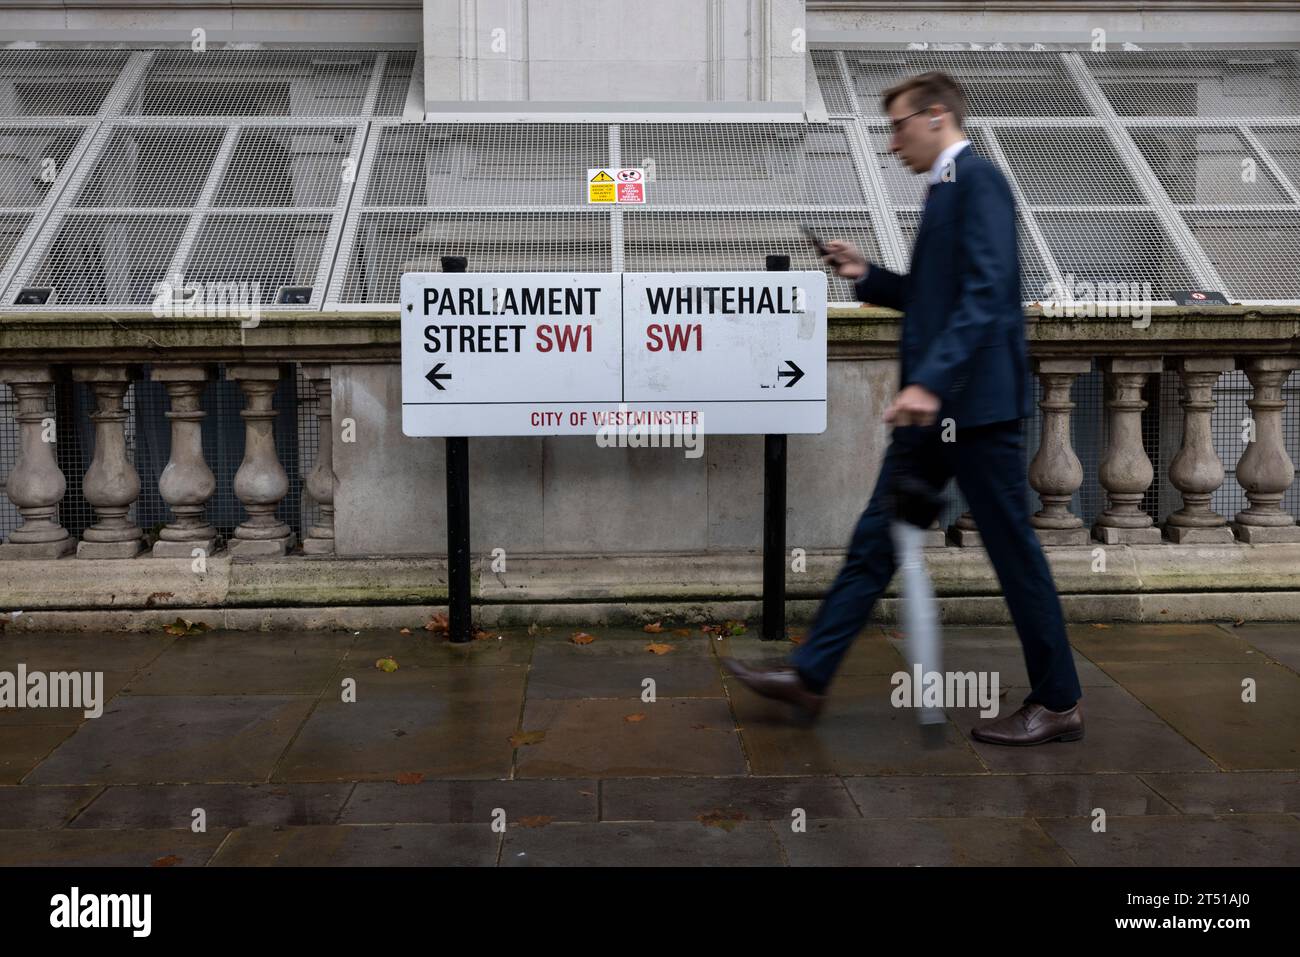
[72,366,143,558]
[301,363,335,555]
[1092,357,1163,544]
[151,365,220,559]
[948,510,981,547]
[0,365,74,558]
[1163,356,1235,544]
[1029,357,1090,545]
[226,364,295,557]
[922,517,945,548]
[1230,357,1300,543]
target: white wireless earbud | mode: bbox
[929,117,941,129]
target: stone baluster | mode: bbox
[301,364,335,555]
[152,365,220,558]
[922,517,945,548]
[73,366,143,558]
[1230,357,1300,543]
[949,510,981,547]
[226,364,295,557]
[1093,357,1163,544]
[1163,357,1235,544]
[1028,358,1090,545]
[0,365,73,558]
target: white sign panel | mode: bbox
[401,271,827,436]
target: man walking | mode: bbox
[723,71,1084,746]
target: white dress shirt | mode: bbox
[928,138,971,186]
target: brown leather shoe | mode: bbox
[721,659,826,719]
[970,702,1083,746]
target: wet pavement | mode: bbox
[0,621,1297,866]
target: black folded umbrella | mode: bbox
[886,424,947,529]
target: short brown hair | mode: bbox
[882,71,969,128]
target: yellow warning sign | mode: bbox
[588,168,616,203]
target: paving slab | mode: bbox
[69,782,354,828]
[210,823,499,866]
[1097,661,1300,770]
[340,778,598,824]
[123,630,356,695]
[0,785,101,828]
[0,726,78,783]
[0,671,133,727]
[842,773,1176,818]
[1069,622,1260,663]
[952,685,1218,774]
[515,698,747,777]
[885,627,1114,688]
[0,631,174,673]
[274,666,525,781]
[1036,813,1300,866]
[346,629,535,669]
[1221,622,1300,673]
[728,674,986,776]
[1138,771,1300,814]
[22,695,317,785]
[718,631,905,676]
[501,821,783,866]
[600,775,858,821]
[777,818,1073,866]
[0,828,228,866]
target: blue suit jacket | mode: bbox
[855,144,1032,429]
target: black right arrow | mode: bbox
[777,360,804,388]
[425,363,452,390]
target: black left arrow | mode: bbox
[425,363,452,390]
[777,360,804,388]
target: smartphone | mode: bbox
[799,224,830,257]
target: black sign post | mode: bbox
[762,254,790,641]
[440,255,473,643]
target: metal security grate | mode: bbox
[1035,210,1199,300]
[1184,211,1300,300]
[25,213,190,305]
[182,213,333,303]
[0,213,32,268]
[623,211,880,302]
[213,126,357,208]
[811,50,853,116]
[373,51,417,116]
[1250,126,1300,193]
[993,128,1146,205]
[125,50,401,117]
[897,209,1053,303]
[339,211,612,304]
[0,126,87,206]
[840,50,1095,117]
[1132,128,1296,205]
[0,50,132,116]
[362,123,610,207]
[1084,50,1300,117]
[75,126,228,207]
[619,124,867,206]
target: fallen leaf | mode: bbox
[724,619,748,636]
[698,808,746,831]
[473,629,492,641]
[527,622,541,636]
[1090,623,1111,629]
[424,613,449,634]
[624,713,647,723]
[399,627,412,636]
[395,771,424,785]
[375,657,399,672]
[152,855,182,867]
[571,632,596,645]
[1160,608,1169,615]
[510,730,546,747]
[701,624,723,635]
[673,628,692,637]
[643,622,664,633]
[517,815,553,828]
[646,643,674,655]
[1233,618,1245,627]
[144,591,174,608]
[789,633,805,644]
[163,617,209,637]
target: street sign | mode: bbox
[400,271,827,436]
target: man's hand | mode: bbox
[883,384,942,427]
[821,240,868,279]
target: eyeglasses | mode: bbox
[889,108,932,133]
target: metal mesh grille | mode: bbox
[1250,126,1300,193]
[1209,370,1300,521]
[1035,210,1199,300]
[994,128,1145,205]
[1184,211,1300,300]
[1084,50,1300,117]
[0,126,87,206]
[623,211,880,301]
[24,213,190,305]
[213,126,356,208]
[182,213,332,303]
[810,51,853,116]
[362,123,610,207]
[373,51,417,116]
[619,124,867,206]
[1132,128,1295,205]
[0,50,132,116]
[339,211,612,303]
[897,209,1052,303]
[126,50,393,117]
[0,213,32,269]
[75,126,227,207]
[840,51,1094,117]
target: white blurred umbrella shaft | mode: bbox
[890,519,944,725]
